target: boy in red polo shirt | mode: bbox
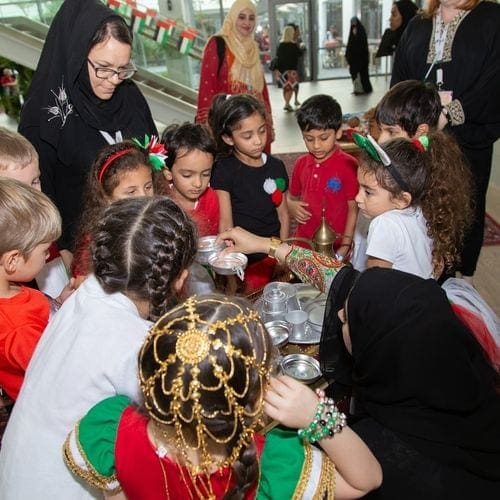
[288,95,358,259]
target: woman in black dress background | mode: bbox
[345,17,372,95]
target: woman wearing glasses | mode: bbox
[19,0,157,269]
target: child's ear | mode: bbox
[221,134,234,146]
[0,249,22,274]
[393,192,412,209]
[173,269,189,293]
[335,128,343,140]
[163,168,173,182]
[414,123,429,138]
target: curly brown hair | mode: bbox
[359,132,472,275]
[421,131,473,274]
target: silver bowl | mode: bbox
[195,236,225,265]
[280,354,321,384]
[208,252,248,276]
[264,320,290,348]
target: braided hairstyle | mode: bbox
[140,294,274,498]
[91,196,197,321]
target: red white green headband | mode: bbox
[132,135,168,172]
[98,135,168,183]
[353,133,429,192]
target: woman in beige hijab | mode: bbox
[196,0,273,152]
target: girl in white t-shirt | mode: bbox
[353,132,472,279]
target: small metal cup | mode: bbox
[285,309,309,341]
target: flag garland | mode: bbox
[145,8,158,27]
[130,9,146,34]
[155,18,176,46]
[120,0,136,18]
[178,29,197,55]
[106,0,121,12]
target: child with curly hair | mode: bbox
[64,294,382,499]
[354,131,472,278]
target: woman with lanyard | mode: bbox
[19,0,157,269]
[196,0,273,152]
[391,0,500,283]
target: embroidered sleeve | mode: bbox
[285,246,345,293]
[445,99,465,126]
[62,395,131,493]
[257,427,335,500]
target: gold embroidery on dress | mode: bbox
[427,10,470,64]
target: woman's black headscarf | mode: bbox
[18,0,156,250]
[320,264,359,385]
[377,0,418,57]
[19,0,154,162]
[348,268,500,480]
[345,17,369,70]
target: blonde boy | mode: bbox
[0,127,41,190]
[0,178,61,399]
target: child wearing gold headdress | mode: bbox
[64,294,381,499]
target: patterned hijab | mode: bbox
[218,0,264,92]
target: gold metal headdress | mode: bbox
[139,294,272,475]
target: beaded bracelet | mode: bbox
[298,396,346,443]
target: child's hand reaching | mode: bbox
[264,375,319,429]
[57,277,77,303]
[288,197,312,224]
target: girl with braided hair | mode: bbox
[64,294,381,499]
[72,138,166,282]
[0,197,197,499]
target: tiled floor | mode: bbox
[269,76,391,154]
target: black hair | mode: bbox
[161,122,216,170]
[295,94,343,132]
[208,93,266,157]
[91,196,197,321]
[90,16,133,49]
[376,80,441,136]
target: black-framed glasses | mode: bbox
[87,59,137,80]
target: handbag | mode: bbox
[269,56,279,71]
[353,74,364,94]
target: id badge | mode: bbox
[438,90,453,105]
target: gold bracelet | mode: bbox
[268,237,282,259]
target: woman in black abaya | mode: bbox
[345,17,372,95]
[19,0,157,266]
[332,268,500,499]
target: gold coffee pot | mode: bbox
[286,203,340,258]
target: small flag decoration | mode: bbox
[120,0,136,17]
[155,19,176,46]
[130,9,146,34]
[145,8,158,26]
[106,0,121,12]
[178,29,197,55]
